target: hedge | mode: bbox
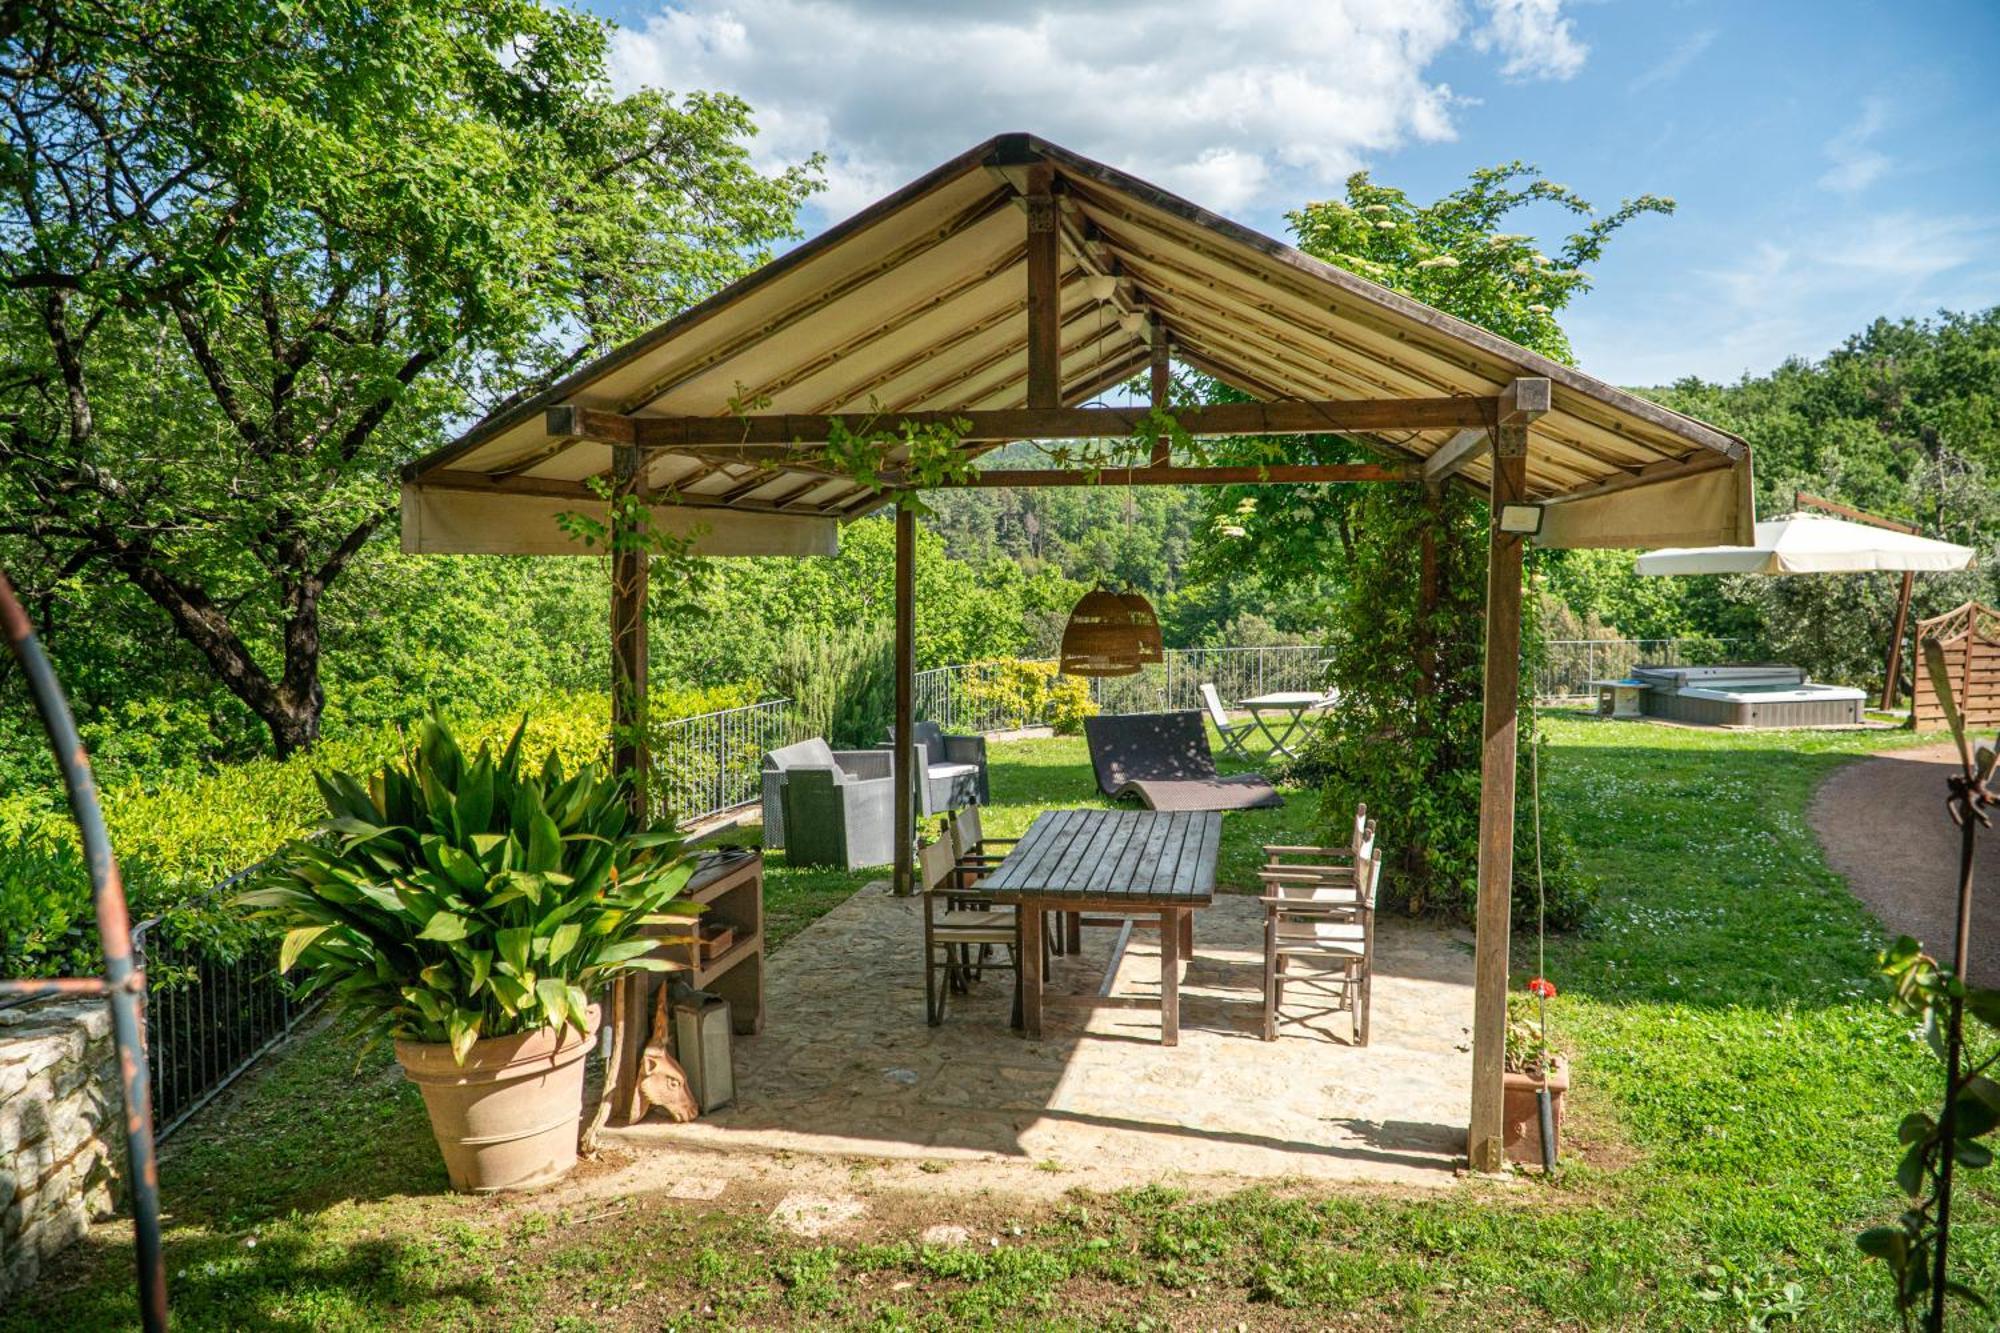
[0,684,757,977]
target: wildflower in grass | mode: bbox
[1527,977,1558,999]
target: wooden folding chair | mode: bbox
[1258,802,1368,888]
[920,837,1021,1028]
[948,806,1075,956]
[1261,819,1381,1045]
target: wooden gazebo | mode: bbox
[401,133,1754,1172]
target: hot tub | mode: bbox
[1631,664,1865,729]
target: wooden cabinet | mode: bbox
[653,848,765,1036]
[607,847,764,1123]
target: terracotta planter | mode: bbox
[395,1006,599,1193]
[1501,1063,1569,1167]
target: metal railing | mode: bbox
[1535,638,1743,701]
[651,697,804,827]
[916,645,1331,733]
[130,867,314,1141]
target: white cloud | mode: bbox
[1630,28,1716,93]
[1473,0,1589,83]
[606,0,1589,224]
[1818,96,1892,194]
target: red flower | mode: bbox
[1526,977,1557,999]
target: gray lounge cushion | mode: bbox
[1083,711,1283,812]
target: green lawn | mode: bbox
[10,718,1993,1330]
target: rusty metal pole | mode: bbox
[0,570,168,1332]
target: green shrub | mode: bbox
[0,688,753,975]
[767,620,893,747]
[960,659,1097,734]
[0,831,98,978]
[240,717,694,1057]
[1292,485,1594,929]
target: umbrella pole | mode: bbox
[1884,570,1915,713]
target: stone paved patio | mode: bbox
[606,881,1476,1196]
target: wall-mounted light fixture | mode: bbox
[1498,503,1545,537]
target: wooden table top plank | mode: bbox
[1008,807,1086,885]
[981,808,1220,903]
[1189,813,1220,895]
[1141,812,1189,891]
[1165,813,1206,896]
[1081,811,1142,894]
[1107,810,1163,895]
[1176,808,1208,892]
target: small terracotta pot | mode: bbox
[395,1006,599,1193]
[1501,1063,1570,1167]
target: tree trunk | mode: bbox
[112,546,329,757]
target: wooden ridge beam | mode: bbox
[1025,162,1062,409]
[929,463,1415,488]
[545,396,1496,451]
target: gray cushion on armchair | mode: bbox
[885,720,990,813]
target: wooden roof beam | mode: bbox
[546,396,1496,451]
[932,463,1414,488]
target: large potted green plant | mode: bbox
[241,717,694,1192]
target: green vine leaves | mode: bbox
[1859,935,2000,1328]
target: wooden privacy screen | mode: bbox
[1914,601,2000,730]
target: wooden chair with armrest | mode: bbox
[1260,814,1381,1045]
[946,805,1072,958]
[919,837,1021,1028]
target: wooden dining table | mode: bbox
[975,808,1220,1044]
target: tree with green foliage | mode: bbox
[1216,163,1669,921]
[0,0,817,755]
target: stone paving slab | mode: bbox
[607,880,1476,1194]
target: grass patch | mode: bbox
[11,719,1996,1329]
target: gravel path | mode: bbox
[1811,742,2000,985]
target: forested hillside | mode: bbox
[1547,311,2000,687]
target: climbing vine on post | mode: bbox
[556,473,713,803]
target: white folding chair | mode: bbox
[1200,682,1254,761]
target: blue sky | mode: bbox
[587,0,2000,387]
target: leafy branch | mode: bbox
[1859,935,2000,1328]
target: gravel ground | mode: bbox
[1811,741,2000,985]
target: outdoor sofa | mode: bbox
[884,720,990,814]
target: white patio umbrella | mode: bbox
[1635,512,1974,577]
[1636,509,1976,712]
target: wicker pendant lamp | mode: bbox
[1119,591,1164,665]
[1059,585,1143,677]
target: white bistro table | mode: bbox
[1234,690,1332,760]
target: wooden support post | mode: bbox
[1468,394,1537,1172]
[892,501,917,896]
[1149,324,1171,466]
[1884,569,1916,712]
[607,443,650,1124]
[1025,163,1060,410]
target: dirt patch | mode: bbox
[1810,741,2000,983]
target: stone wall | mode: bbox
[0,996,125,1298]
